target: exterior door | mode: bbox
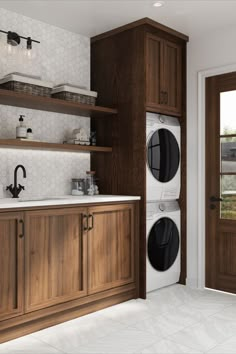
[0,212,24,321]
[206,72,236,293]
[87,204,134,295]
[25,208,87,312]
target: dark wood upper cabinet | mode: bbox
[25,208,87,312]
[87,204,135,295]
[146,34,182,116]
[0,212,24,322]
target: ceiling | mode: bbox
[0,0,236,39]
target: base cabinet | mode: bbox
[0,212,24,322]
[25,208,87,312]
[88,204,134,294]
[0,202,139,343]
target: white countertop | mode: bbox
[0,195,141,209]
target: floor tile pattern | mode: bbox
[1,285,236,354]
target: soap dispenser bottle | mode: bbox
[16,115,27,139]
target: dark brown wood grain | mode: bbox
[91,19,187,296]
[0,89,117,118]
[0,139,112,153]
[91,26,147,298]
[206,72,236,293]
[146,34,182,116]
[91,17,189,43]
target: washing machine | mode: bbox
[146,112,180,201]
[146,200,180,292]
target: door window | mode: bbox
[147,129,180,183]
[220,91,236,219]
[148,217,179,271]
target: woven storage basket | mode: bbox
[52,91,96,105]
[0,74,53,97]
[0,81,52,97]
[52,85,97,105]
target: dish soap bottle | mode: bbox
[27,128,34,140]
[16,115,27,139]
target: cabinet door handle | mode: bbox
[88,214,94,231]
[83,214,88,231]
[19,219,24,238]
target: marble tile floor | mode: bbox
[1,284,236,354]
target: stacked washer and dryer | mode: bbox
[146,112,181,293]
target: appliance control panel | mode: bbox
[147,200,180,218]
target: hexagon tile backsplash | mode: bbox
[0,8,91,198]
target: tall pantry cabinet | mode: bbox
[91,18,188,298]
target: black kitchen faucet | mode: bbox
[6,165,27,198]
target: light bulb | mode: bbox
[153,1,164,7]
[7,44,12,54]
[27,49,32,58]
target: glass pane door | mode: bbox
[220,91,236,219]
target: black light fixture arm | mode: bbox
[0,29,40,44]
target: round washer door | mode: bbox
[148,217,179,272]
[147,128,180,183]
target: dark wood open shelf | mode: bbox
[0,89,118,117]
[0,139,112,153]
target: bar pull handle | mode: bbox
[83,214,88,231]
[19,219,24,238]
[88,214,94,231]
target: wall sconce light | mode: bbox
[0,29,40,53]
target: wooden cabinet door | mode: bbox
[163,40,182,115]
[87,204,134,295]
[25,208,87,312]
[146,34,182,116]
[146,34,164,109]
[0,212,24,321]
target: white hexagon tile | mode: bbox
[0,8,91,198]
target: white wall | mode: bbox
[0,8,90,198]
[187,25,236,287]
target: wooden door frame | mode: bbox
[197,63,236,290]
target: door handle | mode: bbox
[19,219,24,238]
[210,196,223,202]
[88,214,94,231]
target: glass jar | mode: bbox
[71,178,85,196]
[85,171,96,196]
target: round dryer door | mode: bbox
[147,129,180,182]
[148,217,179,271]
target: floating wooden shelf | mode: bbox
[0,140,112,153]
[0,89,118,117]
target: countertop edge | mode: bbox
[0,195,141,210]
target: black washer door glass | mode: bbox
[147,128,180,182]
[148,217,179,271]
